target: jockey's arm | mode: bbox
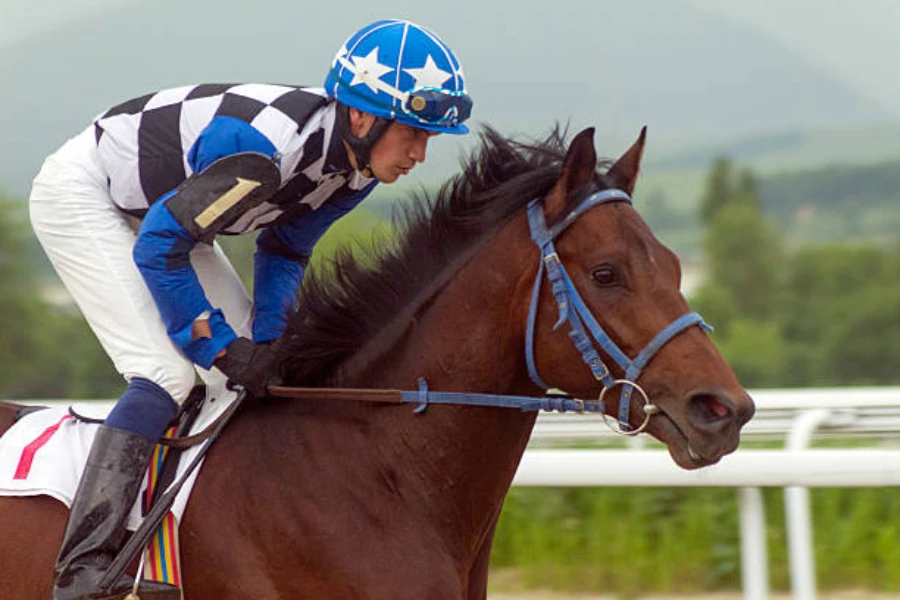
[133,116,280,368]
[251,182,376,343]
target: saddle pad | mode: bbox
[0,381,237,531]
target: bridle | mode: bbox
[261,188,714,434]
[524,188,712,435]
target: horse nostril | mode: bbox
[687,390,735,432]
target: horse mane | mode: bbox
[277,124,609,386]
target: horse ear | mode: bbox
[607,126,647,196]
[544,127,598,219]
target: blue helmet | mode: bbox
[324,19,473,135]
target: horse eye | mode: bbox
[591,265,618,286]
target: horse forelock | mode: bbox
[276,124,613,386]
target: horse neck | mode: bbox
[356,213,538,405]
[349,215,540,538]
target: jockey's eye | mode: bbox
[591,264,619,286]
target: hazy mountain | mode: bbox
[1,0,896,199]
[645,124,900,173]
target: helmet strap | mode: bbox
[335,103,392,178]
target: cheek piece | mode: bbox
[334,103,391,177]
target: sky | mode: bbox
[3,0,899,118]
[0,0,130,45]
[686,0,900,120]
[2,0,900,199]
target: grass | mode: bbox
[488,484,900,597]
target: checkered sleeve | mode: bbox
[133,116,281,366]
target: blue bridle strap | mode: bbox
[524,189,713,429]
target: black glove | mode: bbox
[213,337,279,397]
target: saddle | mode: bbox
[16,386,208,500]
[4,384,237,591]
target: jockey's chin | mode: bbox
[372,163,414,183]
[366,121,433,183]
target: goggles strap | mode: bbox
[335,102,391,176]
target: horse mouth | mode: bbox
[650,409,728,470]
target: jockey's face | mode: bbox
[349,109,438,183]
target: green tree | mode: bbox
[775,244,896,345]
[694,158,788,387]
[819,284,900,385]
[0,195,120,398]
[795,245,900,386]
[690,285,786,388]
[734,168,761,213]
[698,156,733,226]
[764,243,900,387]
[689,283,739,337]
[705,203,783,320]
[0,197,45,395]
[715,318,786,387]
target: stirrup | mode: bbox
[94,578,182,600]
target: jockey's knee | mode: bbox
[137,361,197,405]
[104,377,179,441]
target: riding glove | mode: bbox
[213,337,279,397]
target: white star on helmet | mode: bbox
[404,55,453,89]
[348,47,394,93]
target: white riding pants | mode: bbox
[29,127,252,403]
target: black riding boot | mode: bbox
[53,425,182,600]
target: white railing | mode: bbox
[17,387,900,600]
[520,386,900,600]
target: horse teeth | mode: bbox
[688,446,701,461]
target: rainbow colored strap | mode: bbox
[141,426,183,592]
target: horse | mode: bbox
[0,125,754,599]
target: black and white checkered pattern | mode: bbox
[93,83,373,233]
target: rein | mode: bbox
[267,187,712,435]
[268,381,604,414]
[158,187,714,448]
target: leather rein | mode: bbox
[163,187,712,448]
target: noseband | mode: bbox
[525,188,712,435]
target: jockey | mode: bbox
[28,19,472,600]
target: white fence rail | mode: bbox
[521,386,900,600]
[19,387,900,600]
[514,449,900,487]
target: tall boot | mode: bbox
[53,425,182,600]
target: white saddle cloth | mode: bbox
[0,380,237,531]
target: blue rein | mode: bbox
[524,188,712,433]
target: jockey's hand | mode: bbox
[213,337,279,397]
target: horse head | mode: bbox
[526,127,754,468]
[276,123,753,471]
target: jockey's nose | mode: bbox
[410,132,431,163]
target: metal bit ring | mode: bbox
[599,379,658,436]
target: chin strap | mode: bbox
[335,102,391,177]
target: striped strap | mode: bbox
[142,426,183,593]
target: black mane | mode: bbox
[277,125,606,386]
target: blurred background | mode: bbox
[2,0,900,597]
